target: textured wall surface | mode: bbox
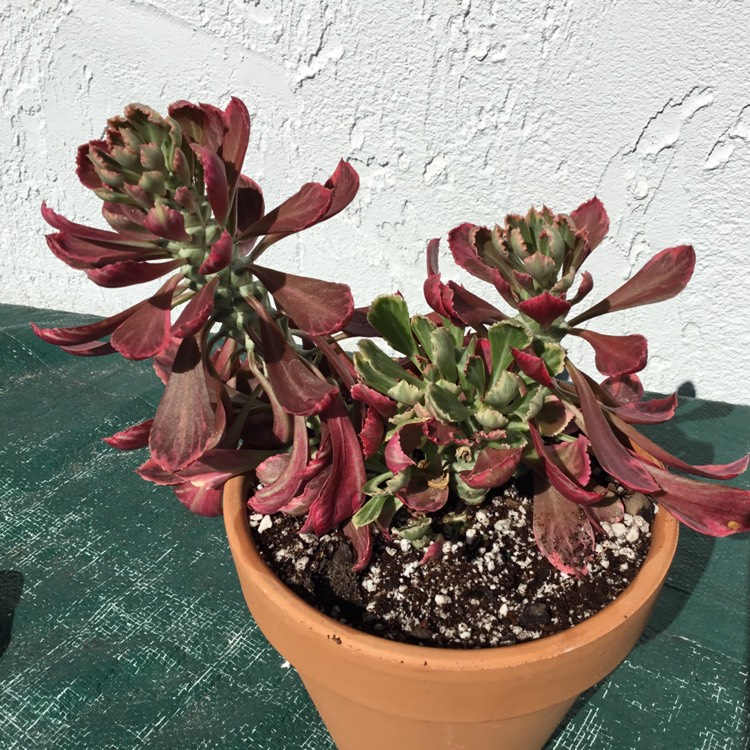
[2,0,749,404]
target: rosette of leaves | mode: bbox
[418,198,750,573]
[351,294,576,563]
[34,98,367,532]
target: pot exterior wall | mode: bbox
[224,476,679,750]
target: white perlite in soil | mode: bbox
[248,482,654,649]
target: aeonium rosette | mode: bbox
[34,98,366,529]
[408,198,750,573]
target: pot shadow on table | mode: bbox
[548,386,738,746]
[0,571,24,659]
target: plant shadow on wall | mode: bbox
[0,571,24,659]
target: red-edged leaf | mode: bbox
[568,271,594,306]
[110,275,179,360]
[312,334,357,388]
[567,363,661,493]
[529,425,604,505]
[221,97,250,196]
[448,223,503,287]
[300,396,367,534]
[149,335,215,471]
[601,374,644,405]
[236,175,265,234]
[422,419,462,446]
[350,383,397,419]
[518,292,571,328]
[76,142,103,189]
[459,446,522,489]
[570,246,696,326]
[419,535,445,566]
[171,277,219,339]
[424,273,457,322]
[173,482,223,517]
[245,295,336,416]
[447,281,507,326]
[143,204,190,242]
[178,449,270,488]
[168,100,224,150]
[359,408,384,459]
[570,197,609,251]
[85,259,184,288]
[545,435,592,486]
[103,418,153,450]
[610,413,750,480]
[608,393,678,424]
[646,465,750,536]
[570,329,648,377]
[240,182,333,238]
[397,472,450,513]
[136,457,182,485]
[102,202,156,238]
[533,474,594,575]
[384,424,422,473]
[250,416,310,513]
[41,202,153,244]
[250,264,354,336]
[199,230,233,275]
[585,497,625,530]
[192,145,229,224]
[60,340,116,357]
[46,232,163,269]
[343,521,373,572]
[511,347,554,388]
[537,396,573,436]
[31,304,140,346]
[323,160,359,219]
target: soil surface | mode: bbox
[248,478,654,649]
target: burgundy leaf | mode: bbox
[60,340,117,357]
[533,474,595,575]
[568,271,594,306]
[168,100,223,150]
[350,383,397,419]
[518,292,571,328]
[31,303,141,346]
[585,497,625,530]
[46,233,164,269]
[447,281,507,326]
[192,144,229,224]
[250,264,354,336]
[153,336,181,384]
[570,197,610,251]
[529,425,604,505]
[341,306,378,337]
[384,428,418,473]
[359,408,384,459]
[250,416,310,513]
[136,457,182,485]
[41,202,154,244]
[570,246,696,326]
[343,521,373,572]
[171,277,219,339]
[610,413,750,480]
[397,472,450,513]
[85,258,184,288]
[149,335,215,471]
[110,275,179,360]
[102,202,156,238]
[424,273,458,322]
[199,230,234,275]
[312,335,357,388]
[602,373,644,405]
[323,160,360,219]
[511,347,554,388]
[245,295,336,416]
[236,175,265,234]
[76,142,103,189]
[544,434,593,486]
[422,419,461,446]
[567,363,661,493]
[459,446,522,489]
[448,223,504,287]
[608,393,678,424]
[419,535,445,566]
[240,182,333,238]
[103,418,153,450]
[221,97,250,196]
[570,329,648,377]
[177,449,270,488]
[173,482,223,517]
[646,465,750,536]
[255,454,289,486]
[143,204,191,242]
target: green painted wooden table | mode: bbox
[1,303,749,750]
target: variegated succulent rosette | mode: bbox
[36,98,750,578]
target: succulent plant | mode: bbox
[34,98,367,530]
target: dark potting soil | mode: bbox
[247,478,654,649]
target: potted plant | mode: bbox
[35,96,750,750]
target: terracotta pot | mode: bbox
[223,475,679,750]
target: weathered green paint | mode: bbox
[1,304,749,749]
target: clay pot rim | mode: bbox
[224,474,679,673]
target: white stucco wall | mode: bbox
[2,0,749,405]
